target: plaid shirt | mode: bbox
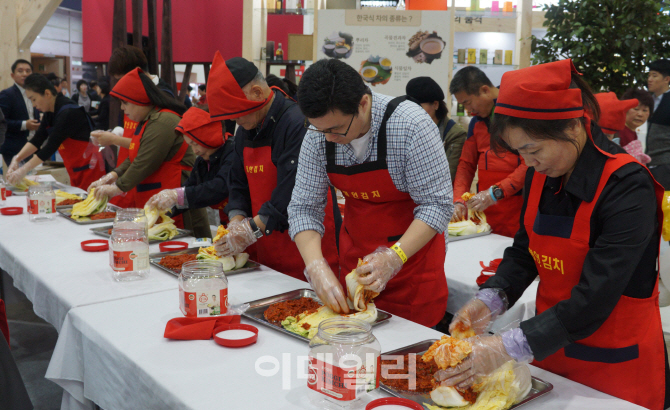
[288,91,454,239]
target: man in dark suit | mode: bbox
[645,59,670,188]
[0,59,40,168]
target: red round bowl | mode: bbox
[366,398,425,410]
[0,207,23,215]
[213,323,258,348]
[81,239,109,252]
[159,241,189,252]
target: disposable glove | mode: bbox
[449,294,506,339]
[93,183,123,200]
[451,202,468,222]
[87,172,117,193]
[146,189,178,212]
[214,218,257,257]
[467,189,497,212]
[6,164,30,186]
[7,155,20,174]
[304,258,350,314]
[355,246,403,293]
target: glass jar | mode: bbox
[27,184,56,222]
[179,260,228,318]
[109,229,150,281]
[113,208,148,237]
[308,317,381,409]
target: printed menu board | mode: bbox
[317,10,451,97]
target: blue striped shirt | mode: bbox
[288,91,454,239]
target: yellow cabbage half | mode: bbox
[71,189,108,219]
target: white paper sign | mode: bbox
[317,10,451,97]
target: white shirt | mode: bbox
[653,88,670,112]
[349,129,372,163]
[15,83,36,138]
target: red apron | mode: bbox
[50,104,105,190]
[128,109,190,226]
[243,140,340,282]
[211,198,229,225]
[526,140,665,409]
[111,113,138,208]
[0,300,8,347]
[471,118,525,237]
[327,97,448,327]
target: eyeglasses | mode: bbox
[304,114,355,138]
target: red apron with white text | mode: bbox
[128,109,190,227]
[526,147,665,409]
[243,140,339,281]
[111,113,138,208]
[327,97,448,327]
[49,104,105,190]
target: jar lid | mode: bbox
[1,207,23,215]
[366,398,425,410]
[159,241,189,252]
[5,190,12,197]
[81,239,109,252]
[213,324,258,347]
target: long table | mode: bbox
[0,190,178,330]
[0,186,645,410]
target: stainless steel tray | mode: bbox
[57,204,121,224]
[149,247,261,277]
[449,229,492,242]
[56,193,87,209]
[242,288,393,343]
[380,339,553,408]
[90,224,192,243]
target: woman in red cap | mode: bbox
[145,107,236,234]
[88,68,204,229]
[438,59,668,410]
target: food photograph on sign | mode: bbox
[406,30,446,64]
[322,31,355,59]
[359,55,393,86]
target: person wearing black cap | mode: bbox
[406,77,466,180]
[207,52,340,282]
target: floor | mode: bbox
[3,269,670,410]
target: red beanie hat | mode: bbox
[176,107,227,149]
[495,59,584,120]
[109,67,151,106]
[595,92,639,133]
[207,51,272,120]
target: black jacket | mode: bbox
[482,124,660,361]
[226,91,305,234]
[0,84,40,162]
[94,94,111,130]
[183,134,236,209]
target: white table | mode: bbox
[46,268,645,410]
[445,234,538,333]
[0,192,181,331]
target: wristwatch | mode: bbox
[248,218,264,239]
[491,185,504,201]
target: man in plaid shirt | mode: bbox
[288,59,453,327]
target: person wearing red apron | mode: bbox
[207,52,339,281]
[90,68,197,231]
[442,60,668,410]
[6,74,105,190]
[145,107,236,238]
[288,59,453,327]
[450,67,527,238]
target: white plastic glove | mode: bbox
[7,155,20,174]
[450,299,495,338]
[90,130,119,147]
[93,183,123,200]
[304,258,350,314]
[146,189,178,212]
[434,335,513,389]
[87,172,117,193]
[6,163,30,186]
[451,202,468,222]
[213,218,257,257]
[467,189,496,212]
[355,246,404,293]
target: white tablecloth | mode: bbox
[0,193,181,331]
[46,268,644,410]
[445,234,538,333]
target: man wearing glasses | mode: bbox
[207,53,340,281]
[288,59,453,327]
